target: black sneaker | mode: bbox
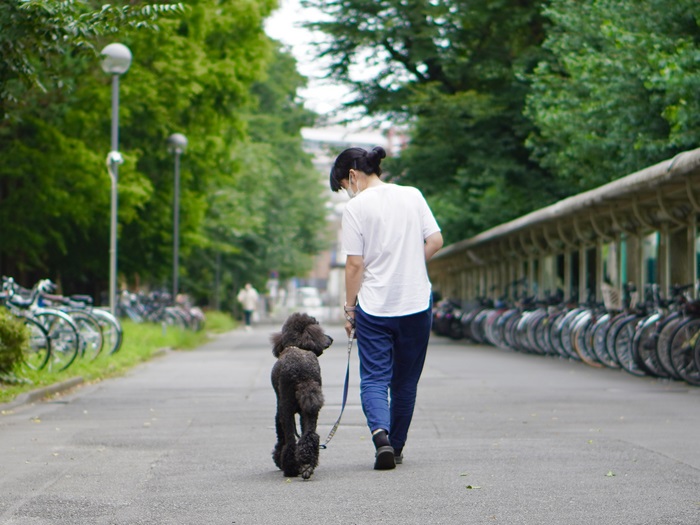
[374,445,396,470]
[395,452,403,465]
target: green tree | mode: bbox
[526,0,700,191]
[186,45,329,308]
[113,0,277,288]
[1,0,330,307]
[303,0,561,243]
[0,0,183,123]
[0,0,184,289]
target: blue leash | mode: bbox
[320,329,354,449]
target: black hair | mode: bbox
[329,146,387,192]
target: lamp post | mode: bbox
[167,133,188,303]
[101,43,132,316]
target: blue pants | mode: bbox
[355,303,432,451]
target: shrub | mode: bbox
[0,309,28,376]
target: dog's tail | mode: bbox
[296,381,324,414]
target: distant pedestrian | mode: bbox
[237,283,260,331]
[329,145,443,470]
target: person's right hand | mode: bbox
[344,311,356,339]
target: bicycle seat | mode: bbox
[9,295,33,308]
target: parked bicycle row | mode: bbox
[433,283,700,387]
[1,276,123,372]
[118,290,205,331]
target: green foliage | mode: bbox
[304,0,700,244]
[0,309,27,376]
[526,0,700,192]
[0,0,330,307]
[304,0,562,243]
[185,46,329,305]
[5,0,699,290]
[1,0,185,119]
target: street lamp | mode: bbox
[101,43,132,316]
[167,133,188,303]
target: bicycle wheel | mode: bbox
[460,308,482,341]
[631,313,666,377]
[656,316,683,379]
[669,318,700,385]
[532,311,554,355]
[693,336,700,386]
[573,311,603,367]
[503,310,523,351]
[484,309,506,347]
[612,316,646,376]
[470,309,491,344]
[68,311,104,360]
[90,308,123,354]
[448,316,464,340]
[33,310,80,371]
[548,311,570,358]
[162,308,188,330]
[560,309,587,361]
[592,313,617,368]
[601,313,628,368]
[523,309,546,355]
[21,317,51,371]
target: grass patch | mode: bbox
[0,310,237,405]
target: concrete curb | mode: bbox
[0,376,85,412]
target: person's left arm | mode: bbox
[417,190,443,261]
[425,231,443,261]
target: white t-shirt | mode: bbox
[342,183,441,317]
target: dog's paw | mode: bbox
[300,465,314,480]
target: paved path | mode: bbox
[0,322,699,524]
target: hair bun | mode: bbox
[370,146,387,161]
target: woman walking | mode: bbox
[329,146,443,470]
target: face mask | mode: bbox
[345,174,361,199]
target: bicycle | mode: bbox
[3,277,81,371]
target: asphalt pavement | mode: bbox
[0,319,699,524]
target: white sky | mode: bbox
[264,0,393,147]
[264,0,351,117]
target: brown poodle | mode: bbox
[270,313,333,479]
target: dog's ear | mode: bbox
[298,322,331,357]
[270,331,285,358]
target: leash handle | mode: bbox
[320,329,354,449]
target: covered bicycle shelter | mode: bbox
[428,147,700,305]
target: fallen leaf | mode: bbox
[606,471,615,477]
[466,485,481,489]
[460,473,469,477]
